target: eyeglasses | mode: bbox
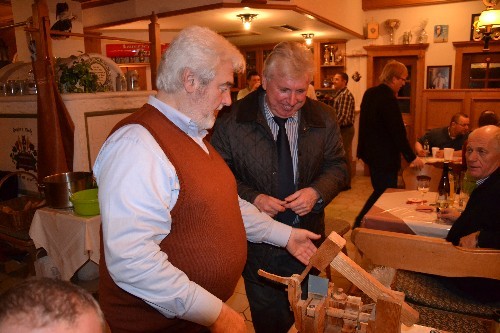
[456,123,469,127]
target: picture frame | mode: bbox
[427,66,451,89]
[470,13,481,41]
[433,25,448,43]
[367,21,379,39]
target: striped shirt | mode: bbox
[262,95,299,184]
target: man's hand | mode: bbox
[437,207,460,224]
[286,228,321,265]
[284,187,320,216]
[250,81,261,92]
[459,231,480,248]
[209,303,245,333]
[409,157,424,170]
[253,194,287,217]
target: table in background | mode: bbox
[423,156,462,175]
[29,207,101,280]
[361,189,450,238]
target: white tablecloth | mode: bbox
[29,207,101,280]
[373,190,450,238]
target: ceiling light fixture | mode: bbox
[302,33,314,46]
[237,14,258,30]
[473,0,500,50]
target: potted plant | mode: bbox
[56,55,106,93]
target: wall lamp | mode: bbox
[237,14,258,30]
[302,33,314,46]
[473,0,500,50]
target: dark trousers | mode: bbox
[353,166,398,228]
[243,242,307,333]
[340,125,355,187]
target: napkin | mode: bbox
[415,205,434,213]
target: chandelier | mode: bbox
[237,14,258,30]
[301,33,314,46]
[473,0,500,50]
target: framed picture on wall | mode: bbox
[433,25,448,43]
[470,13,482,41]
[427,65,451,89]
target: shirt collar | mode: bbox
[147,95,208,139]
[262,93,299,123]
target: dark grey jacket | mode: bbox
[211,88,348,236]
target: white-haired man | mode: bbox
[440,125,500,249]
[94,26,320,333]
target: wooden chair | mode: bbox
[351,228,500,279]
[402,164,442,192]
[351,228,500,332]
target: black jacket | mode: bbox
[357,83,416,171]
[446,168,500,249]
[211,88,348,236]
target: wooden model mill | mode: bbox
[259,232,420,333]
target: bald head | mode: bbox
[466,125,500,179]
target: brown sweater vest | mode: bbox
[99,104,247,333]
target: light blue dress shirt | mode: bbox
[93,95,292,327]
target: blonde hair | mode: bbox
[379,60,407,84]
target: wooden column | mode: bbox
[149,12,161,91]
[31,0,74,181]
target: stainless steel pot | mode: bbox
[40,172,95,208]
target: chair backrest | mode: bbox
[402,164,442,192]
[351,228,500,280]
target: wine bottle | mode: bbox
[437,162,451,209]
[423,139,430,156]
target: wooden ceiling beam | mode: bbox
[362,0,476,11]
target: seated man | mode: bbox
[439,125,499,249]
[415,112,470,157]
[0,277,106,333]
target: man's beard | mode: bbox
[179,86,218,130]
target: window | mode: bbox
[463,52,500,88]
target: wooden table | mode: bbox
[361,189,450,238]
[29,207,101,280]
[288,323,448,333]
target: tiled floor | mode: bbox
[0,162,373,333]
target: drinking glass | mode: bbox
[435,192,450,223]
[416,175,430,204]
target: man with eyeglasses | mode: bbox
[415,112,470,157]
[355,60,423,229]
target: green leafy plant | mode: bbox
[57,57,105,93]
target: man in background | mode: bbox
[332,72,355,188]
[94,26,319,333]
[355,60,423,228]
[237,70,261,100]
[211,41,347,333]
[0,278,106,333]
[415,112,470,157]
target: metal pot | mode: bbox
[40,172,95,209]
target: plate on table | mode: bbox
[407,198,427,204]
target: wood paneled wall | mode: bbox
[417,89,500,137]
